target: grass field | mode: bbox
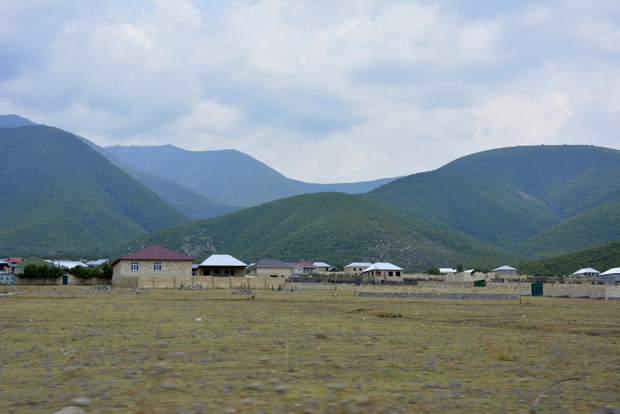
[0,287,618,413]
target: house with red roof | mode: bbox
[111,245,194,288]
[288,261,316,275]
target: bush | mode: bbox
[70,264,113,280]
[22,264,63,279]
[425,266,441,275]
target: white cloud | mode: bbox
[0,0,618,183]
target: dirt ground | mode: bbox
[0,286,618,413]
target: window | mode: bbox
[388,271,393,276]
[131,262,139,271]
[204,269,210,276]
[153,262,162,271]
[396,271,401,277]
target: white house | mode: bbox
[196,254,247,277]
[570,267,600,278]
[599,267,620,284]
[493,265,517,275]
[362,263,404,283]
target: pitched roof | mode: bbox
[54,260,87,269]
[600,267,620,275]
[571,267,600,275]
[288,261,315,268]
[313,262,331,267]
[493,265,517,271]
[254,259,290,268]
[362,263,404,272]
[199,254,247,267]
[112,245,194,267]
[345,262,373,268]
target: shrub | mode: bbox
[22,264,63,279]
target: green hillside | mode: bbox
[81,140,239,220]
[367,145,620,254]
[105,145,397,207]
[116,192,516,272]
[0,126,189,256]
[516,241,620,276]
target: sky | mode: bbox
[1,1,619,183]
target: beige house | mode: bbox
[362,262,404,283]
[247,259,290,277]
[344,262,372,276]
[112,244,194,288]
[196,254,247,277]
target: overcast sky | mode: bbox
[1,1,619,183]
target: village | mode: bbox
[2,244,619,300]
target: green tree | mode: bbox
[425,266,441,275]
[455,262,464,272]
[22,264,63,279]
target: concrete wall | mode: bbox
[248,266,290,277]
[15,275,110,286]
[542,284,620,299]
[112,259,193,287]
[114,275,290,290]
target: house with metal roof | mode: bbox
[288,262,316,275]
[247,259,290,278]
[196,254,247,277]
[344,262,373,276]
[312,262,334,273]
[599,267,620,284]
[492,265,518,275]
[570,267,600,278]
[362,262,404,283]
[111,244,194,288]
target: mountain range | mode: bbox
[1,114,619,272]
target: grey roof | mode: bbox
[571,267,600,276]
[493,265,517,271]
[600,267,620,275]
[199,254,247,267]
[254,259,290,268]
[345,262,373,268]
[313,262,331,267]
[362,262,404,272]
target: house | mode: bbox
[439,268,457,276]
[247,259,290,278]
[313,262,333,273]
[54,260,87,269]
[344,262,372,276]
[362,263,404,283]
[111,244,194,288]
[288,262,316,275]
[86,259,109,267]
[570,267,600,278]
[0,259,12,274]
[493,265,517,275]
[196,254,247,277]
[599,267,620,284]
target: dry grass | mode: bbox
[0,286,618,413]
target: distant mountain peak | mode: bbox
[0,114,38,128]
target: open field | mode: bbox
[0,287,618,413]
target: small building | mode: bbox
[111,244,194,288]
[362,263,404,283]
[247,259,290,278]
[570,267,600,278]
[313,262,334,273]
[493,265,518,275]
[54,260,87,270]
[344,262,372,276]
[599,267,620,284]
[288,262,316,275]
[196,254,247,277]
[439,268,457,276]
[86,259,109,267]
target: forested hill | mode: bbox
[0,125,189,256]
[367,145,620,258]
[115,192,516,271]
[105,144,397,207]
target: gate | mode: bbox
[62,275,68,285]
[531,282,543,296]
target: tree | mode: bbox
[22,264,63,279]
[425,266,441,275]
[456,262,464,272]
